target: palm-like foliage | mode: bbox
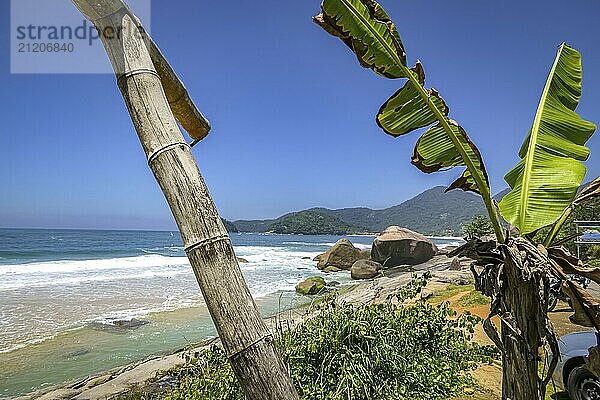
[314,0,504,240]
[499,44,597,235]
[314,3,597,398]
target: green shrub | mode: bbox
[462,216,494,240]
[154,277,496,400]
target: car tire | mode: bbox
[567,365,600,400]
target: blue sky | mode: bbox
[1,0,599,229]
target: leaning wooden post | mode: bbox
[69,1,299,398]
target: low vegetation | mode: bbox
[123,277,497,400]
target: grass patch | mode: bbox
[123,276,497,400]
[457,290,491,307]
[429,284,490,308]
[430,284,474,303]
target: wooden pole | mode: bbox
[69,2,299,399]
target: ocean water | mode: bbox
[0,229,463,397]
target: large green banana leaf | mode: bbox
[314,0,490,197]
[498,44,597,235]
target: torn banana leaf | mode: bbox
[412,120,490,194]
[314,0,491,195]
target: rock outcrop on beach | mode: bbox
[371,226,437,267]
[351,259,383,280]
[358,249,371,260]
[295,276,326,295]
[317,238,361,271]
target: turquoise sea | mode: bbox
[0,229,463,398]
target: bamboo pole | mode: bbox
[69,2,299,398]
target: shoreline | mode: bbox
[15,253,470,400]
[1,290,318,400]
[2,234,463,399]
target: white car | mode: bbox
[554,330,600,400]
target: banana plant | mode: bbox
[314,1,597,399]
[314,0,505,243]
[499,44,597,236]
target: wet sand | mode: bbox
[0,291,307,399]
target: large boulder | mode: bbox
[317,239,361,271]
[295,276,326,295]
[358,249,371,260]
[351,259,383,280]
[371,226,438,267]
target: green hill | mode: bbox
[232,186,493,236]
[268,211,366,235]
[314,186,488,235]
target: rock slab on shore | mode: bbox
[317,238,360,271]
[371,226,438,267]
[351,259,383,280]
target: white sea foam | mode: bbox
[0,239,352,355]
[0,254,189,276]
[0,269,191,290]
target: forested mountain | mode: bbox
[268,211,365,235]
[231,186,493,235]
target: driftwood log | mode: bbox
[69,1,299,399]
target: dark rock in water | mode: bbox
[351,259,383,280]
[313,253,324,262]
[295,276,326,295]
[237,257,250,263]
[328,281,341,286]
[371,226,437,267]
[66,348,91,358]
[301,256,311,260]
[317,239,360,271]
[88,318,150,334]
